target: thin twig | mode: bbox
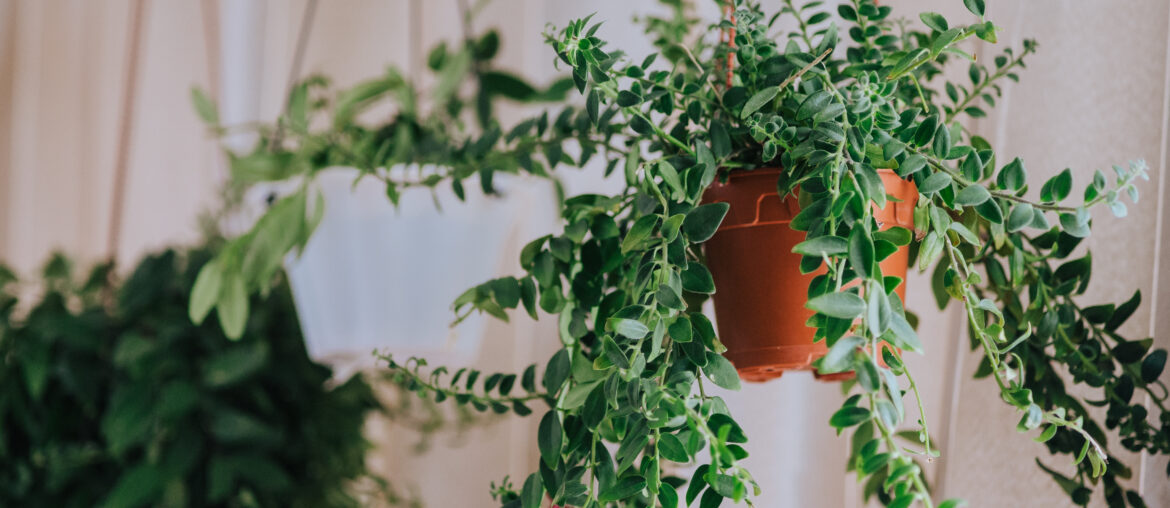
[776,47,833,92]
[269,0,319,150]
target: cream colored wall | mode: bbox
[1,1,1168,507]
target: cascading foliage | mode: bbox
[192,0,1168,506]
[396,1,1167,507]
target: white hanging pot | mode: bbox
[273,167,554,372]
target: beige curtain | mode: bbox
[0,1,1167,507]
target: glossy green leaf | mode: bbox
[793,236,848,257]
[954,185,991,206]
[537,411,563,468]
[741,86,779,118]
[683,203,730,243]
[829,406,871,429]
[703,352,741,390]
[807,292,866,319]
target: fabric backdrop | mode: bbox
[0,1,1167,506]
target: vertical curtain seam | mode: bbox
[1139,0,1170,497]
[106,0,149,261]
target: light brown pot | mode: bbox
[702,168,917,383]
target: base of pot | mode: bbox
[725,344,855,383]
[734,364,856,383]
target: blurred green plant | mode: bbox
[0,248,394,508]
[187,18,601,339]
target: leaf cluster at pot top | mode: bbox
[191,1,1168,507]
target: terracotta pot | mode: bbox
[702,168,917,383]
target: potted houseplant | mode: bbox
[388,1,1167,507]
[0,247,396,507]
[701,164,917,381]
[190,25,580,367]
[190,0,1169,506]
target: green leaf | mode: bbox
[600,475,647,503]
[217,271,248,340]
[490,277,521,309]
[521,473,544,508]
[622,214,658,254]
[975,199,1003,224]
[1114,339,1151,364]
[703,352,741,390]
[1041,169,1073,202]
[659,484,680,508]
[544,349,571,393]
[793,236,848,257]
[481,71,537,100]
[918,172,953,195]
[932,124,952,159]
[931,27,963,56]
[741,86,779,118]
[997,157,1026,191]
[191,87,218,125]
[829,406,871,429]
[710,121,731,158]
[656,285,685,310]
[849,226,875,279]
[875,227,912,246]
[664,433,687,463]
[948,223,980,245]
[797,90,833,122]
[919,12,948,32]
[888,313,924,353]
[954,185,991,206]
[686,466,709,505]
[699,489,724,508]
[822,335,865,373]
[189,260,222,324]
[897,155,927,177]
[1142,349,1166,383]
[867,286,892,337]
[974,23,997,43]
[1059,213,1090,238]
[202,342,269,388]
[617,90,642,107]
[1106,291,1141,332]
[658,161,684,196]
[658,433,690,463]
[586,89,600,125]
[682,263,716,294]
[964,0,986,17]
[807,292,866,319]
[914,115,939,147]
[537,411,563,468]
[1006,203,1034,232]
[610,318,650,340]
[103,465,165,508]
[695,142,717,188]
[1034,425,1059,443]
[683,203,730,243]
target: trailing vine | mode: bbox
[191,1,1168,506]
[420,1,1167,506]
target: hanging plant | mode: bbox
[187,20,606,339]
[384,1,1166,507]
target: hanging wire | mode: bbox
[269,0,320,150]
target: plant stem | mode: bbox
[945,44,1036,124]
